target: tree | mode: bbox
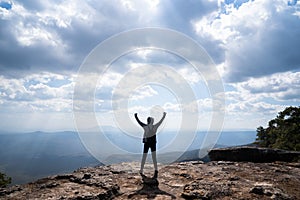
[256,106,300,151]
[0,172,11,188]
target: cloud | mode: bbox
[226,99,287,120]
[0,0,164,75]
[233,71,300,101]
[131,85,158,100]
[163,102,181,112]
[0,0,225,80]
[1,0,299,132]
[158,0,218,32]
[157,0,226,65]
[0,0,225,75]
[0,72,73,112]
[194,0,300,82]
[222,70,300,130]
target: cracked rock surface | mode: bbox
[1,161,299,199]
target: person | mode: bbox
[134,112,166,178]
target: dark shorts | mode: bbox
[143,142,156,153]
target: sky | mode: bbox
[0,0,300,132]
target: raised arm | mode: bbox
[154,112,166,127]
[134,113,146,127]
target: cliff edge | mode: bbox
[1,160,300,199]
[209,146,300,163]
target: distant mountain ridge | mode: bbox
[0,131,101,185]
[0,130,256,185]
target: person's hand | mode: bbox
[163,112,166,115]
[134,113,138,117]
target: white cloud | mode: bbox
[198,98,213,112]
[0,72,74,112]
[0,0,164,73]
[177,67,203,85]
[131,85,158,100]
[163,102,181,112]
[232,71,300,101]
[222,97,288,130]
[2,2,67,48]
[220,70,300,129]
[96,71,124,89]
[161,98,214,114]
[193,0,300,82]
[227,100,285,115]
[221,71,299,130]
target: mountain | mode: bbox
[0,131,102,185]
[1,160,299,199]
[0,130,257,185]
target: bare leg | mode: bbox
[140,153,147,174]
[151,151,158,178]
[151,151,158,171]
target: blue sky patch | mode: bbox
[223,0,251,8]
[288,0,298,6]
[0,1,12,10]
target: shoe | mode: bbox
[153,170,158,179]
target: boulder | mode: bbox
[209,146,300,162]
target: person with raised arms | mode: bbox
[134,112,166,178]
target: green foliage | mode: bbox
[256,106,300,151]
[0,172,11,188]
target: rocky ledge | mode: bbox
[1,161,300,199]
[209,146,300,163]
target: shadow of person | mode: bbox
[128,175,176,199]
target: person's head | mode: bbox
[147,117,154,125]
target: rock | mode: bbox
[209,146,300,162]
[83,173,92,179]
[0,185,22,196]
[39,182,59,189]
[181,180,232,199]
[250,186,265,195]
[229,176,240,181]
[250,183,292,200]
[0,161,299,199]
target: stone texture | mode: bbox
[209,146,300,163]
[1,161,300,199]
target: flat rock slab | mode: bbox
[209,146,300,162]
[1,161,300,199]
